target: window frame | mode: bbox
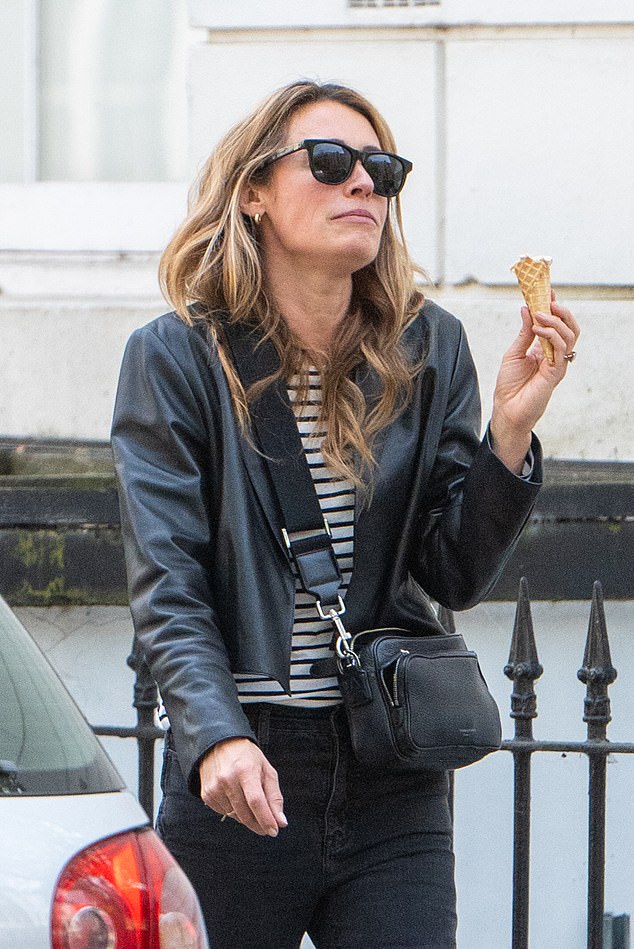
[1,0,189,253]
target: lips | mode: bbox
[332,208,377,224]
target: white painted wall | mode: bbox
[0,254,161,441]
[1,7,632,457]
[443,35,633,286]
[0,183,188,252]
[18,600,634,949]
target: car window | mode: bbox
[0,597,124,795]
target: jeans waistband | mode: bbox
[241,702,345,737]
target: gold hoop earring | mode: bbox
[253,213,262,226]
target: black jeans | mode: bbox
[157,703,457,949]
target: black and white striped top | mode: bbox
[234,369,354,706]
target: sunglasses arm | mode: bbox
[260,142,305,169]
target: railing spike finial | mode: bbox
[580,581,616,680]
[437,603,456,635]
[127,637,159,711]
[505,577,543,679]
[578,581,617,738]
[504,578,543,737]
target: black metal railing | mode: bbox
[92,643,163,820]
[500,579,633,949]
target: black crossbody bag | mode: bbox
[224,320,501,772]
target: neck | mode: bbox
[263,259,353,353]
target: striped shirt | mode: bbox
[234,369,354,706]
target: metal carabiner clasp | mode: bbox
[316,597,359,668]
[316,595,346,622]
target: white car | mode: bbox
[0,594,209,949]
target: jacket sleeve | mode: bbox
[411,321,542,610]
[111,324,256,793]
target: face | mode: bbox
[249,100,390,280]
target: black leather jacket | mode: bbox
[111,300,542,789]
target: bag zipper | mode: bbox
[390,649,410,707]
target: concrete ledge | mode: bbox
[0,439,632,604]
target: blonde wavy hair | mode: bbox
[160,80,427,489]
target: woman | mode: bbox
[112,80,579,948]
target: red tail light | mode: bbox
[51,827,209,949]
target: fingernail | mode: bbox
[268,827,279,837]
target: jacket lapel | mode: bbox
[345,363,437,629]
[237,432,289,558]
[221,320,292,559]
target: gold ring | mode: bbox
[221,810,237,822]
[563,351,576,362]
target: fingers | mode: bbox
[550,296,581,343]
[506,306,538,360]
[224,763,286,836]
[262,764,288,829]
[235,764,287,836]
[199,737,287,837]
[530,298,580,370]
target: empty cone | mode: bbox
[511,256,555,364]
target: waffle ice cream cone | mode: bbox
[511,255,555,364]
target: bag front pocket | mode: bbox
[393,650,501,765]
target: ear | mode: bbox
[239,181,266,220]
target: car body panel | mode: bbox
[0,789,149,949]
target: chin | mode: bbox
[336,238,380,274]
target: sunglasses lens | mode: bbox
[310,143,352,184]
[365,154,404,197]
[307,141,408,197]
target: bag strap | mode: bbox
[222,320,354,655]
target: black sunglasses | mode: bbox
[259,138,413,198]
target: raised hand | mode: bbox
[489,293,580,474]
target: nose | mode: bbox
[345,158,374,196]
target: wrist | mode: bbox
[488,422,532,476]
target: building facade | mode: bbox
[1,0,632,458]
